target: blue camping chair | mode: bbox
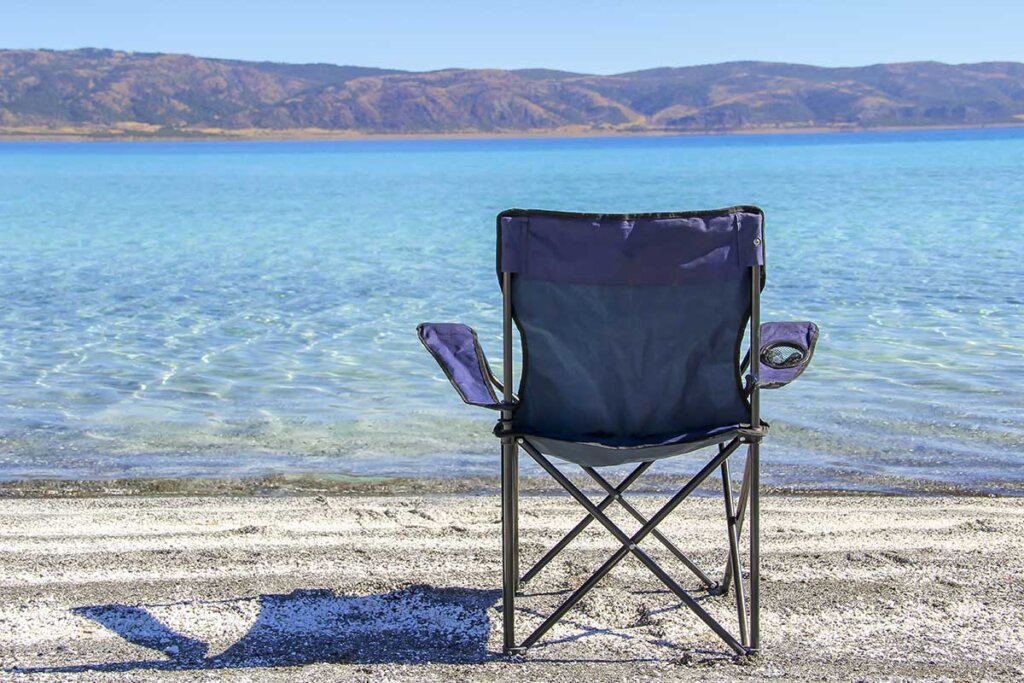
[418,207,818,656]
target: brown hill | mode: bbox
[2,48,1023,137]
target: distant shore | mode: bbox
[2,121,1024,143]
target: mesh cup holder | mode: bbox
[761,341,806,369]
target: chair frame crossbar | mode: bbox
[518,461,717,591]
[503,437,755,656]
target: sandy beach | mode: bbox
[0,492,1020,681]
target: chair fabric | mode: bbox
[525,426,749,468]
[759,321,819,389]
[498,208,765,466]
[417,322,503,409]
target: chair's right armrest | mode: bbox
[416,322,510,410]
[757,321,819,389]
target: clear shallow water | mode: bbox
[0,129,1021,493]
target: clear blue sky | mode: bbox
[3,0,1022,73]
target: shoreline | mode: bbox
[0,472,1017,499]
[2,121,1024,143]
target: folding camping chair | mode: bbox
[417,207,818,656]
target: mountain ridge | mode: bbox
[2,48,1023,138]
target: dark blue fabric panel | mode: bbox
[527,427,743,467]
[500,210,763,286]
[417,322,502,409]
[510,276,751,446]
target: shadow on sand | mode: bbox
[7,585,501,674]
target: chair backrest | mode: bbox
[498,207,764,447]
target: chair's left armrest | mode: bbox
[757,321,819,389]
[416,322,510,410]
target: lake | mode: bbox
[0,129,1021,493]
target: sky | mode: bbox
[2,0,1022,74]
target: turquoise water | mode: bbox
[0,129,1022,492]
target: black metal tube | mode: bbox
[527,445,745,655]
[522,540,627,649]
[748,441,760,652]
[721,460,748,646]
[501,442,517,654]
[520,460,652,587]
[500,271,520,655]
[749,264,762,652]
[519,439,746,654]
[502,271,518,589]
[721,452,752,593]
[583,467,716,588]
[512,445,520,592]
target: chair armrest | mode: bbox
[757,321,819,389]
[416,322,509,410]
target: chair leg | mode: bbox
[720,460,748,646]
[501,437,522,655]
[513,444,520,593]
[720,452,752,594]
[749,441,761,652]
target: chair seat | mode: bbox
[523,424,754,467]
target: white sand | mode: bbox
[0,493,1021,681]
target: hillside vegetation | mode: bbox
[2,49,1023,137]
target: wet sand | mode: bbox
[0,493,1021,681]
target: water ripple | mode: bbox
[0,130,1022,492]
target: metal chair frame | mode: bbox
[498,266,764,657]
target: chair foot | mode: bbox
[728,647,759,665]
[504,646,527,657]
[706,582,726,597]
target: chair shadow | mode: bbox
[7,585,501,675]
